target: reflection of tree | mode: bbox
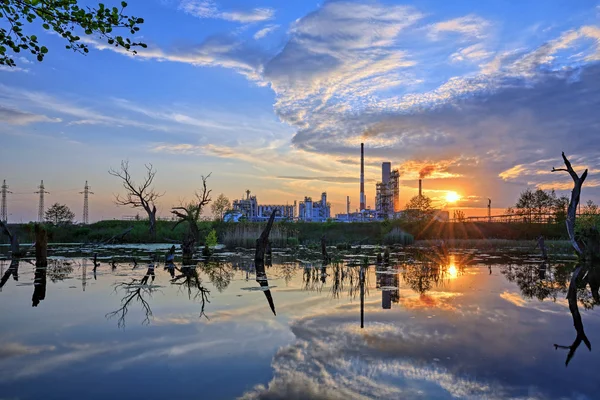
[171,265,210,319]
[0,259,19,289]
[500,262,567,302]
[201,262,234,292]
[302,266,324,293]
[47,259,74,282]
[32,264,47,307]
[106,266,157,328]
[554,265,593,366]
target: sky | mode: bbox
[1,0,600,222]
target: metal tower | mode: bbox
[35,180,49,222]
[79,181,94,225]
[1,180,11,223]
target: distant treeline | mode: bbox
[0,219,568,248]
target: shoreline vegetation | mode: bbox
[0,219,568,249]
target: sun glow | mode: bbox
[447,255,458,279]
[445,191,460,203]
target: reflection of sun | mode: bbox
[447,254,458,279]
[448,264,458,278]
[445,191,460,203]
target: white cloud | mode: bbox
[0,65,29,73]
[254,24,279,40]
[178,0,274,23]
[429,14,491,40]
[0,105,61,125]
[450,43,492,63]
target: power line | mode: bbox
[34,180,50,222]
[1,180,11,223]
[79,181,94,225]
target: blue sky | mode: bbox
[1,0,600,222]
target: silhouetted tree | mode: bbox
[44,203,74,225]
[109,161,163,238]
[404,194,433,221]
[0,0,146,67]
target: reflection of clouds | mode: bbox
[500,291,527,307]
[240,315,504,400]
[400,291,462,311]
[0,342,56,360]
[500,290,570,315]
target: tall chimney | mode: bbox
[360,143,365,210]
[419,179,422,197]
[347,195,350,217]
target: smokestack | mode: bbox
[360,143,365,210]
[419,179,422,197]
[347,196,350,216]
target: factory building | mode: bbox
[375,162,400,219]
[298,192,331,222]
[229,190,295,222]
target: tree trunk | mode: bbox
[35,224,47,267]
[147,205,157,239]
[255,211,277,264]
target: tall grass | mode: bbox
[222,223,298,248]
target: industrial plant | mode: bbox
[226,142,449,223]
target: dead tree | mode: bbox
[0,220,19,255]
[255,210,277,265]
[109,161,163,238]
[171,174,212,262]
[552,152,588,255]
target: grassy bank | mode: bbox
[0,219,568,247]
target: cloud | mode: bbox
[0,342,56,360]
[429,14,491,40]
[0,105,61,125]
[0,65,29,73]
[179,0,274,23]
[498,156,600,191]
[79,34,266,83]
[450,43,492,62]
[276,176,374,184]
[254,24,279,40]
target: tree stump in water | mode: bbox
[35,224,47,268]
[182,234,196,264]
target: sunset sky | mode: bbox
[1,0,600,222]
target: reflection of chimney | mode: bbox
[360,143,365,210]
[419,179,422,197]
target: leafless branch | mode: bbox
[109,160,164,212]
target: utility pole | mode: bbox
[488,198,492,223]
[1,180,11,223]
[35,180,49,222]
[79,181,94,225]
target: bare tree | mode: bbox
[171,174,211,260]
[552,152,588,255]
[109,161,163,237]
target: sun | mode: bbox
[445,191,461,203]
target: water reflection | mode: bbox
[106,264,160,328]
[171,264,210,319]
[0,258,19,289]
[1,243,600,399]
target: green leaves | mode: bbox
[0,0,147,67]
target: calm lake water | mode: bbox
[0,244,598,400]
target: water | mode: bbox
[0,244,598,399]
